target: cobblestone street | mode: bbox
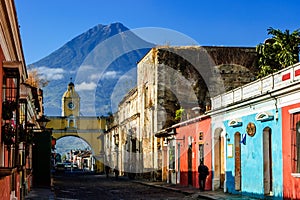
[53,173,194,200]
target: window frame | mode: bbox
[289,108,300,174]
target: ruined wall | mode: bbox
[155,46,258,127]
[204,46,258,91]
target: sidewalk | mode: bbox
[135,180,260,199]
[25,187,54,200]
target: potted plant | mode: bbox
[18,125,26,142]
[2,100,17,120]
[26,129,34,144]
[2,123,15,145]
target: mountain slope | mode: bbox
[29,22,153,116]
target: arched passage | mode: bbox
[55,136,93,170]
[56,136,91,156]
[52,131,104,173]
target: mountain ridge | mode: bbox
[29,22,130,71]
[29,22,153,116]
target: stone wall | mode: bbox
[154,46,258,126]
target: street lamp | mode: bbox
[26,122,35,129]
[25,121,35,145]
[36,115,50,130]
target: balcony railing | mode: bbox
[211,62,300,110]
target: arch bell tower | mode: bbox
[62,81,80,129]
[62,81,80,117]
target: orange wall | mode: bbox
[176,117,212,190]
[282,103,300,199]
[0,39,10,200]
[0,177,11,200]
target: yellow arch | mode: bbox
[47,116,106,173]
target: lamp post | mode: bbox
[36,115,50,130]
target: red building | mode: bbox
[0,1,44,199]
[173,115,212,190]
[282,102,300,199]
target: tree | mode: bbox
[25,69,49,88]
[256,27,300,77]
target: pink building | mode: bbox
[169,115,212,190]
[0,1,42,199]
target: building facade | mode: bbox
[0,1,44,199]
[147,46,258,185]
[280,65,300,199]
[106,46,258,183]
[172,116,212,189]
[211,62,300,198]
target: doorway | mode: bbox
[214,128,225,189]
[263,127,272,195]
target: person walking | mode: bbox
[105,165,110,178]
[198,161,209,191]
[113,167,119,180]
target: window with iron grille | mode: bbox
[199,144,204,163]
[291,112,300,173]
[1,68,20,168]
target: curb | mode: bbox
[134,181,215,199]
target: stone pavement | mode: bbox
[25,177,260,200]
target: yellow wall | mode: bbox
[46,116,107,172]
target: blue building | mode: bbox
[209,63,300,198]
[223,108,283,198]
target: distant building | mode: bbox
[70,149,94,171]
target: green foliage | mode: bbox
[2,123,15,145]
[2,100,17,120]
[61,154,67,162]
[175,107,184,121]
[256,27,300,78]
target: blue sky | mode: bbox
[15,0,300,64]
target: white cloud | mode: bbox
[89,73,102,81]
[36,66,65,81]
[78,65,95,71]
[75,81,97,91]
[102,71,120,79]
[88,71,121,81]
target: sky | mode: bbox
[15,0,300,65]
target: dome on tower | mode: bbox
[68,82,75,87]
[62,81,79,98]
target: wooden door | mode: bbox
[263,128,272,195]
[234,132,241,191]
